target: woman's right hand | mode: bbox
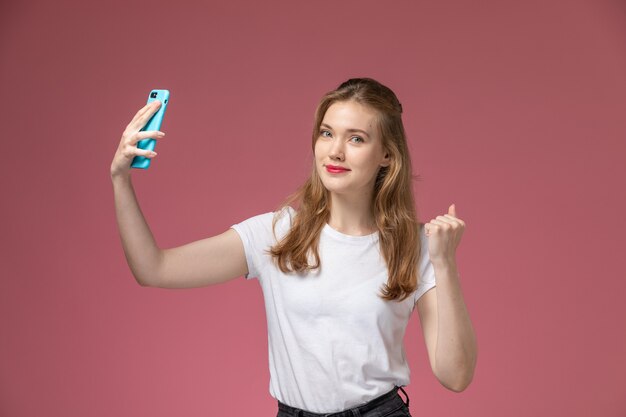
[110,100,166,179]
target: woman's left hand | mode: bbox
[424,203,465,264]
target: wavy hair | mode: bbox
[267,78,424,302]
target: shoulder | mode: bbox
[276,205,296,221]
[231,207,294,250]
[271,205,296,229]
[270,205,297,239]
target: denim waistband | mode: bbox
[277,385,409,417]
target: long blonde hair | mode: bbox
[267,78,424,302]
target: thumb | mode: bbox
[449,203,456,217]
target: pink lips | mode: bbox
[325,165,350,173]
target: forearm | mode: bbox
[433,259,477,391]
[111,174,163,286]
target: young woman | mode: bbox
[111,78,477,417]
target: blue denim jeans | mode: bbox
[276,385,412,417]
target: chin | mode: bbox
[322,184,350,195]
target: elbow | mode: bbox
[437,346,478,393]
[440,373,474,393]
[130,262,164,287]
[128,252,165,288]
[135,276,150,287]
[137,279,151,287]
[436,362,476,393]
[141,277,163,288]
[448,377,473,393]
[134,273,158,287]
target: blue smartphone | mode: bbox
[131,89,170,169]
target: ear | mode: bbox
[380,152,391,168]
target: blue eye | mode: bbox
[319,130,362,143]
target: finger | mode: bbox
[443,214,465,227]
[427,219,448,233]
[122,144,157,159]
[128,101,159,127]
[136,149,157,158]
[435,215,458,226]
[129,100,162,131]
[128,130,165,146]
[133,100,161,128]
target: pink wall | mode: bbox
[1,0,625,416]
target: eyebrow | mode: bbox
[320,123,370,138]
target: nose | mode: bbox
[329,137,345,161]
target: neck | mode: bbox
[327,191,377,236]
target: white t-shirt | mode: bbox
[230,206,436,413]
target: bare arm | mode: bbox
[156,228,248,288]
[418,207,477,392]
[111,100,248,288]
[111,175,162,286]
[417,260,477,393]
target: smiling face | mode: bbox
[314,100,390,198]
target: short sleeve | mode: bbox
[230,212,272,280]
[230,207,293,281]
[413,228,437,304]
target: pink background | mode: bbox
[1,0,625,416]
